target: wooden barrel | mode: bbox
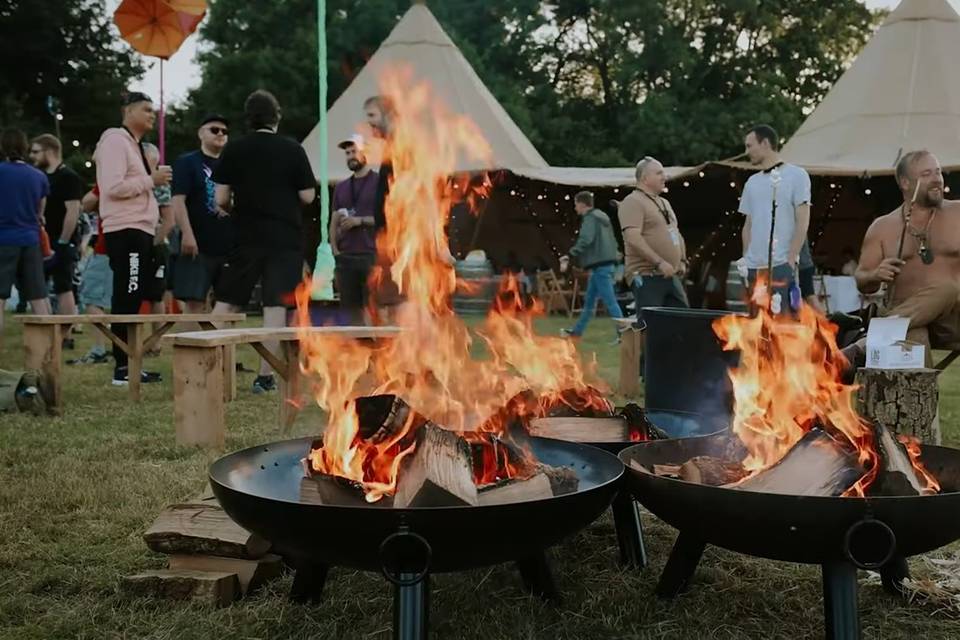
[453,255,498,314]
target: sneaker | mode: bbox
[67,350,110,365]
[62,338,75,350]
[112,367,163,386]
[252,375,277,394]
[560,328,578,338]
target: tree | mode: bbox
[0,0,142,172]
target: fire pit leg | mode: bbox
[821,561,860,640]
[611,491,647,569]
[393,572,429,640]
[879,555,910,597]
[655,532,705,598]
[516,552,559,602]
[289,562,329,604]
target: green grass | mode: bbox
[2,313,960,639]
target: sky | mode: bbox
[119,0,956,106]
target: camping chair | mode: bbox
[568,270,589,318]
[536,269,574,315]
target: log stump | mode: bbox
[855,368,940,445]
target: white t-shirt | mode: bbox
[739,163,811,269]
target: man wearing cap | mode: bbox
[330,134,378,322]
[93,91,171,386]
[171,114,233,312]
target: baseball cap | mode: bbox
[200,114,230,128]
[337,133,365,151]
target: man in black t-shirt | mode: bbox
[212,90,316,393]
[171,114,233,312]
[29,134,83,321]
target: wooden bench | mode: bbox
[19,313,246,414]
[165,326,401,448]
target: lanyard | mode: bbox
[639,190,671,226]
[121,126,151,175]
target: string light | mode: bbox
[56,114,63,121]
[729,182,736,188]
[699,171,705,178]
[84,161,92,168]
[72,140,80,147]
[683,181,690,187]
[864,188,872,195]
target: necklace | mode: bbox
[903,206,937,265]
[638,190,671,225]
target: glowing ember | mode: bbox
[295,67,605,502]
[713,276,938,497]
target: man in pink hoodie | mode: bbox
[94,91,172,386]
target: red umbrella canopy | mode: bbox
[114,0,206,59]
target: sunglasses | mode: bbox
[208,127,228,135]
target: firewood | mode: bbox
[653,464,682,477]
[122,569,239,607]
[394,424,478,508]
[144,504,270,559]
[478,472,554,506]
[467,433,536,483]
[732,428,863,497]
[299,475,371,506]
[168,554,283,596]
[537,463,580,496]
[679,456,748,486]
[856,368,940,445]
[355,394,429,444]
[618,403,669,440]
[543,387,615,417]
[528,417,629,442]
[869,421,925,496]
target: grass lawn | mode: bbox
[2,312,960,639]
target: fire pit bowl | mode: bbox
[619,432,960,639]
[210,436,623,640]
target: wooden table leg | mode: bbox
[23,323,63,415]
[174,345,225,448]
[223,323,237,403]
[618,327,643,398]
[279,342,301,433]
[127,323,143,402]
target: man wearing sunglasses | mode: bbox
[171,114,233,312]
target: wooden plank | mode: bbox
[529,416,629,442]
[22,323,62,416]
[618,326,643,398]
[127,323,142,402]
[168,554,283,595]
[478,472,553,506]
[121,569,239,607]
[142,321,176,354]
[144,503,269,558]
[18,313,246,324]
[279,341,301,433]
[164,326,401,348]
[250,342,287,379]
[173,345,225,448]
[90,323,130,356]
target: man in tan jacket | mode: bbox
[618,156,689,316]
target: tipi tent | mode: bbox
[782,0,960,174]
[301,2,548,182]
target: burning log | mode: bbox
[679,456,748,486]
[394,424,478,508]
[732,429,864,497]
[467,432,535,484]
[870,421,929,496]
[299,475,374,506]
[543,387,615,417]
[528,416,629,442]
[478,472,554,506]
[855,369,940,445]
[653,464,682,478]
[618,403,669,440]
[355,394,428,443]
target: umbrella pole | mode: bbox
[311,0,335,301]
[159,58,166,165]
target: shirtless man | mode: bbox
[846,150,960,367]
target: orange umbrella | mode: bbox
[114,0,204,59]
[114,0,207,162]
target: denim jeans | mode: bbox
[746,263,797,314]
[570,264,624,336]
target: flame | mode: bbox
[714,276,879,496]
[296,67,604,500]
[898,435,941,494]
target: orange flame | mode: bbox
[898,435,941,494]
[296,67,604,501]
[714,277,879,496]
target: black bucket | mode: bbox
[641,307,740,424]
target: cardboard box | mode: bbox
[865,316,925,369]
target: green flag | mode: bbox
[311,0,335,300]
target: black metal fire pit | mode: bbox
[210,436,623,640]
[620,433,960,640]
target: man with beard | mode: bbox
[845,150,960,368]
[737,124,811,312]
[330,134,377,323]
[29,134,83,326]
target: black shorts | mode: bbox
[335,253,376,309]
[215,246,302,308]
[174,253,226,302]
[0,244,46,301]
[48,252,76,294]
[798,265,816,298]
